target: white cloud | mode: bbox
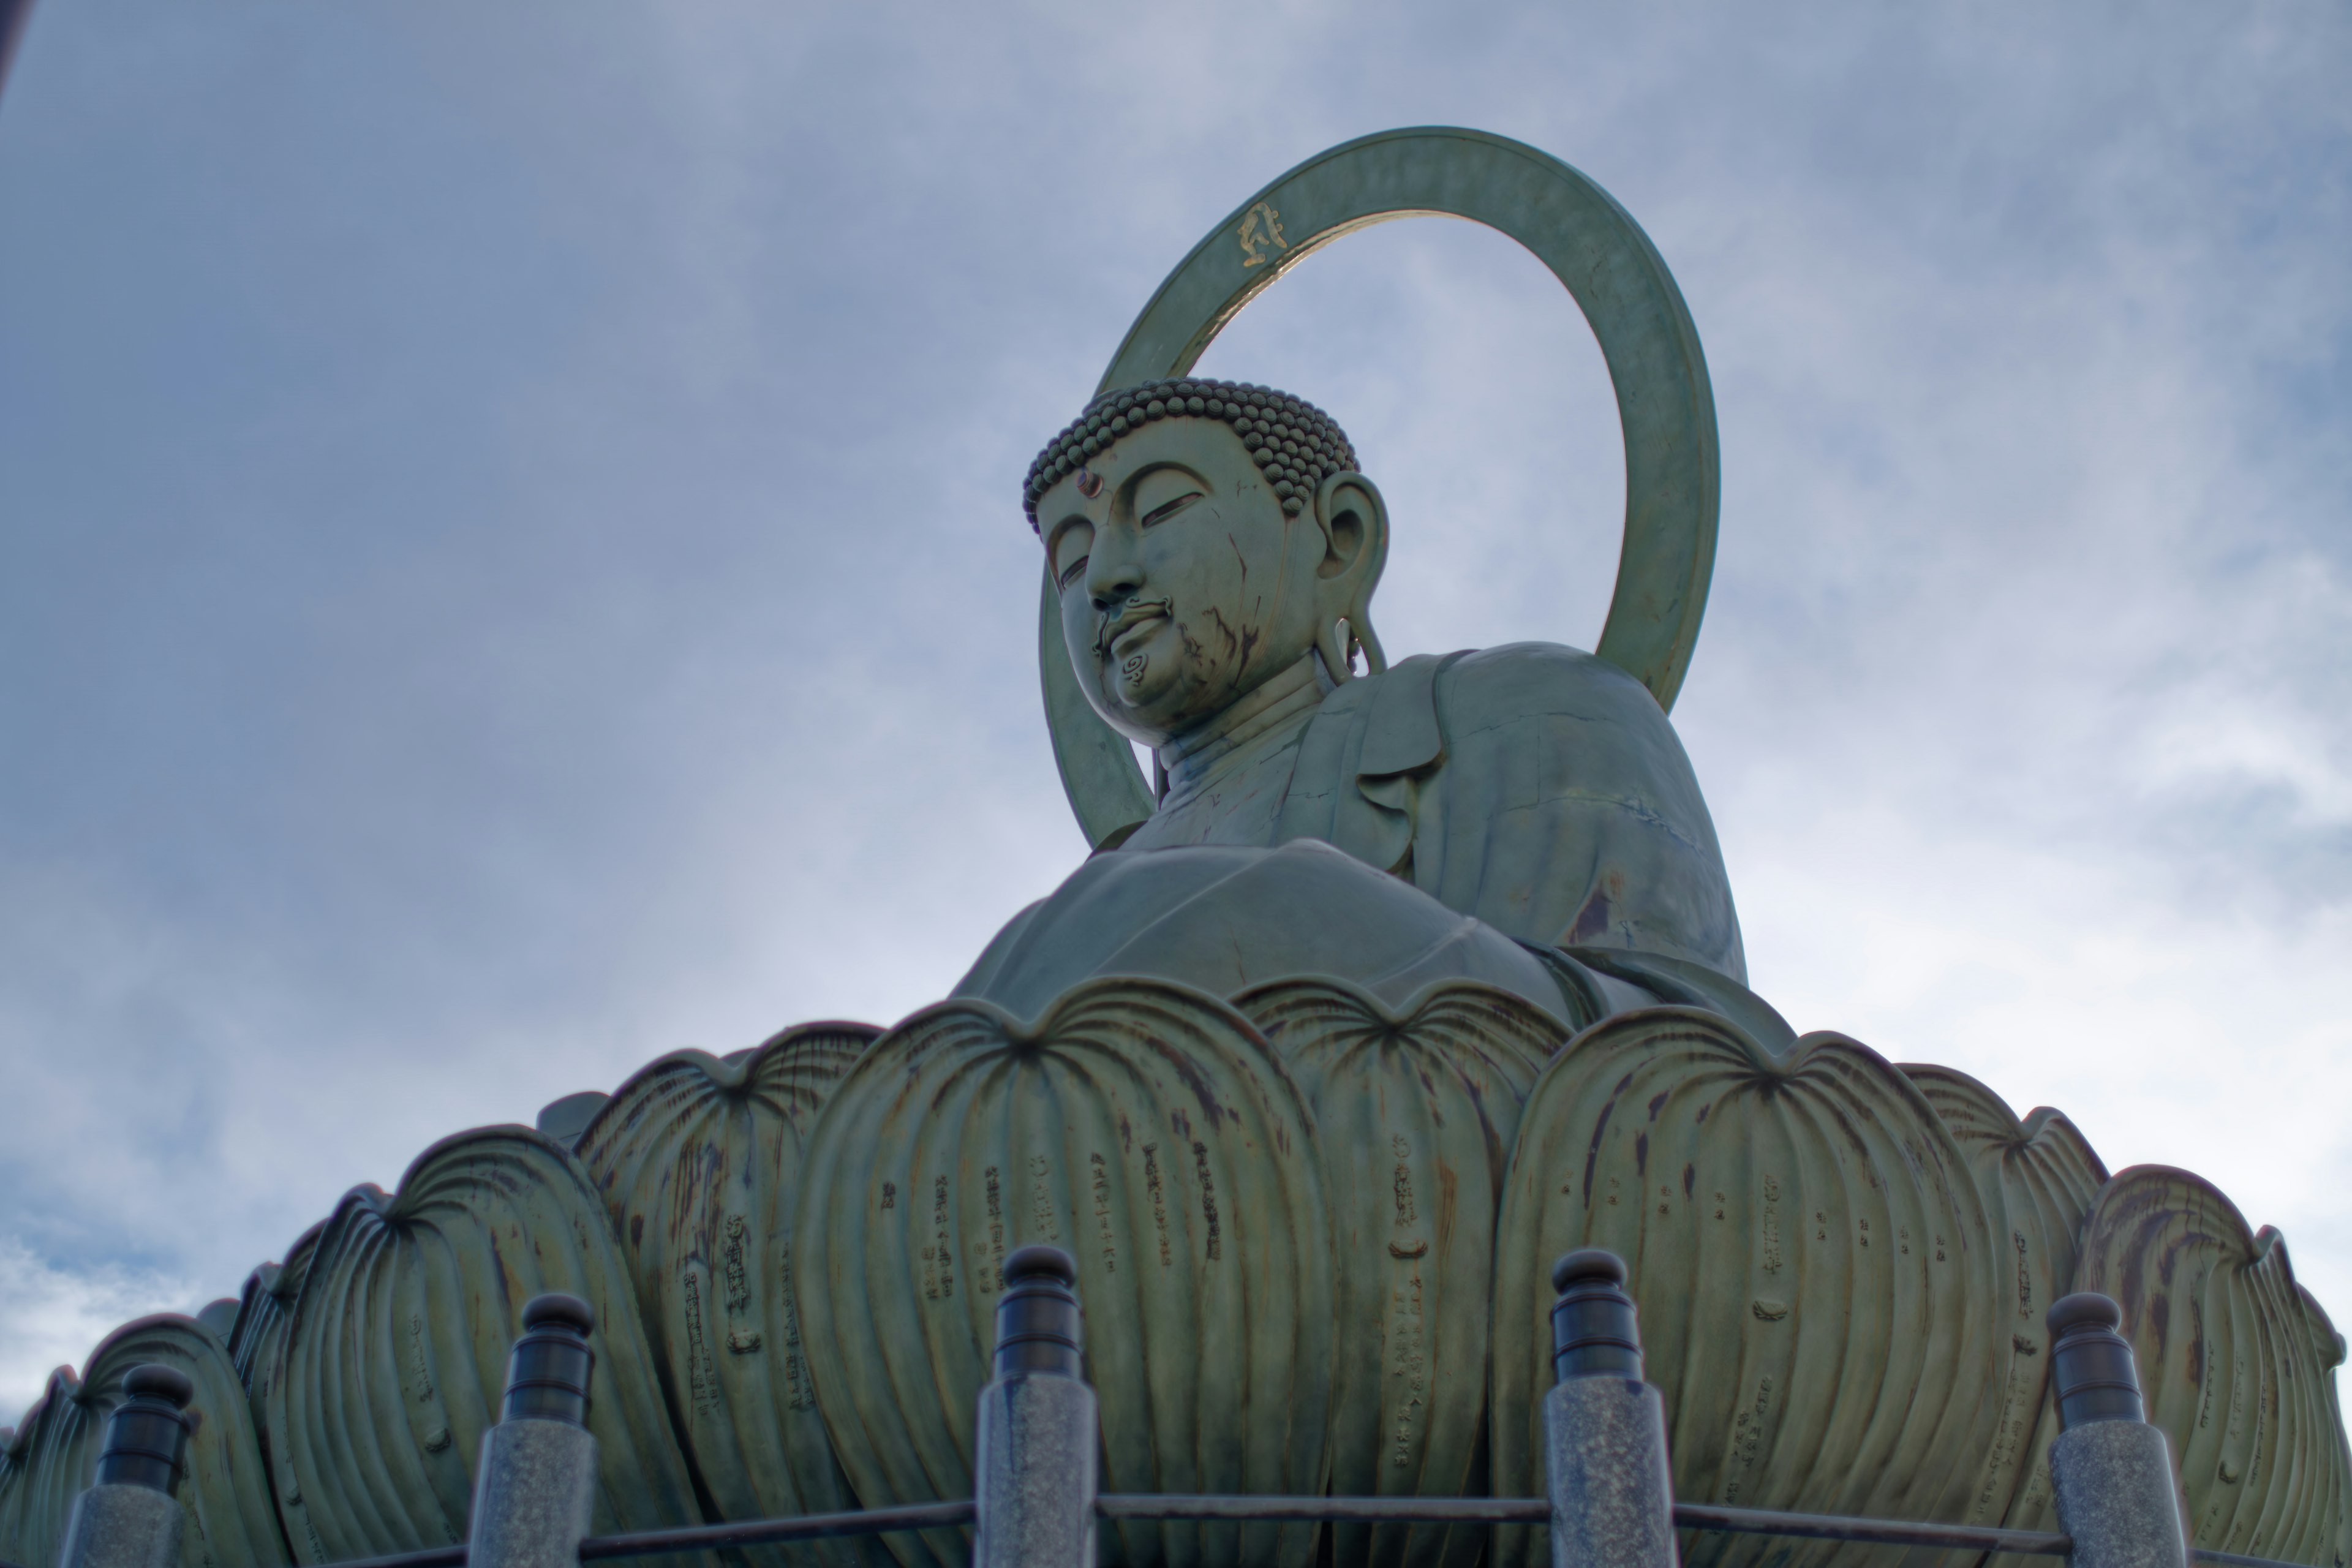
[0,1242,199,1431]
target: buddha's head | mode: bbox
[1025,378,1390,749]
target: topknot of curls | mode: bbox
[1023,378,1360,532]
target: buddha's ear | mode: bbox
[1311,473,1387,584]
[1313,472,1391,677]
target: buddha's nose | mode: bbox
[1087,539,1145,615]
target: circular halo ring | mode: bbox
[1039,126,1721,848]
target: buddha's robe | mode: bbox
[958,642,1765,1034]
[1270,641,1744,981]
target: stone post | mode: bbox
[2046,1292,2189,1568]
[56,1364,194,1568]
[972,1244,1097,1568]
[466,1293,601,1568]
[1541,1249,1678,1568]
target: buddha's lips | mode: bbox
[1096,600,1170,658]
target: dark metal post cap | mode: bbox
[1553,1248,1628,1294]
[521,1293,595,1335]
[120,1365,194,1409]
[993,1245,1084,1378]
[1004,1244,1078,1286]
[94,1364,197,1493]
[2046,1290,2144,1428]
[1550,1246,1643,1382]
[2047,1292,2122,1337]
[502,1293,597,1426]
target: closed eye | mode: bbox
[1057,555,1088,590]
[1140,490,1202,528]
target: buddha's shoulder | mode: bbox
[1310,643,1682,782]
[1423,642,1668,732]
[1413,643,1710,815]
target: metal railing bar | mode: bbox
[292,1499,2330,1568]
[573,1499,974,1559]
[1675,1507,2315,1568]
[1099,1493,2075,1551]
[1098,1493,1549,1523]
[1673,1502,2070,1555]
[313,1548,467,1568]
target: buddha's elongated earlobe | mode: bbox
[1345,491,1390,677]
[1350,601,1388,677]
[1317,615,1356,685]
[1311,469,1390,682]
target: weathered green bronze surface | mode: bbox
[225,1225,322,1395]
[252,1126,699,1564]
[2075,1168,2352,1566]
[571,1025,883,1566]
[1042,127,1721,849]
[1238,978,1562,1568]
[9,126,2347,1568]
[1017,385,1745,978]
[222,1221,325,1499]
[1489,1009,2009,1568]
[954,839,1577,1025]
[1901,1064,2108,1565]
[0,1316,285,1568]
[792,979,1333,1568]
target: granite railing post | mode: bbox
[2046,1292,2190,1568]
[56,1365,194,1568]
[972,1244,1097,1568]
[466,1294,601,1568]
[1540,1249,1678,1568]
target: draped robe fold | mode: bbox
[1273,641,1745,982]
[957,642,1754,1027]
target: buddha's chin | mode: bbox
[1096,686,1177,739]
[1089,664,1196,744]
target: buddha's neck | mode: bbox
[1156,653,1333,806]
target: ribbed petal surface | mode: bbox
[794,978,1333,1568]
[1491,1008,2004,1568]
[1238,977,1562,1568]
[573,1023,884,1566]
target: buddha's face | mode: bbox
[1035,415,1381,748]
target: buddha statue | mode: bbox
[957,376,1774,1039]
[7,133,2342,1568]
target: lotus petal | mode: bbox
[1492,1009,2004,1568]
[1238,977,1561,1568]
[1,1368,94,1568]
[573,1022,883,1564]
[0,1314,287,1568]
[2074,1166,2352,1567]
[261,1126,698,1564]
[1902,1065,2106,1562]
[219,1223,326,1517]
[794,978,1333,1568]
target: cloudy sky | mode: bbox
[1,2,2345,1423]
